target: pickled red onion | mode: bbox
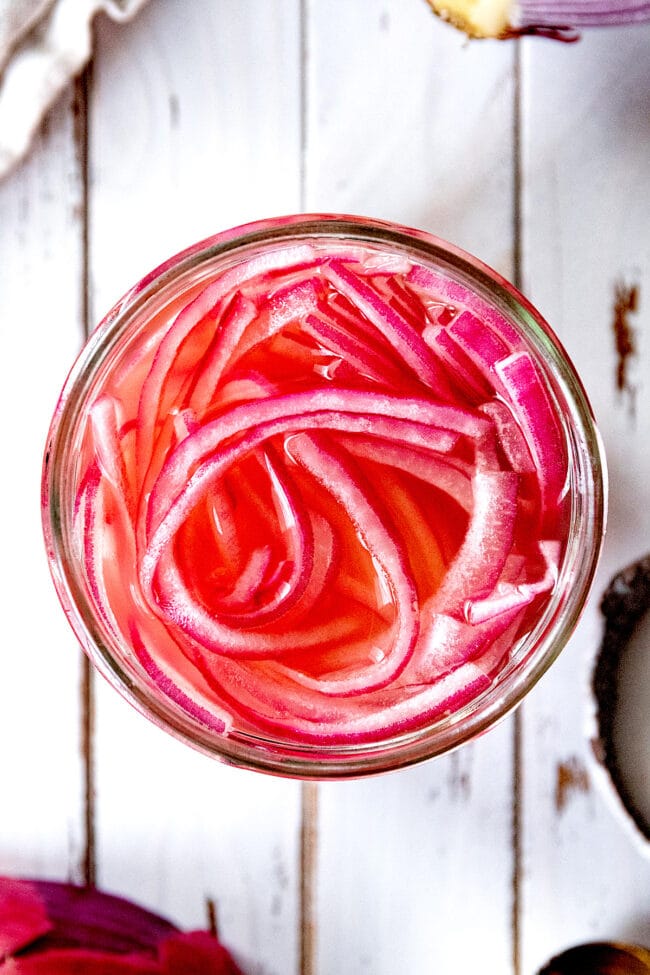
[70,240,570,747]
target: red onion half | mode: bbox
[423,0,650,39]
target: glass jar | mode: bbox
[42,214,606,778]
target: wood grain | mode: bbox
[305,3,518,972]
[1,4,649,975]
[520,23,650,975]
[0,88,86,879]
[88,3,304,974]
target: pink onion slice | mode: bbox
[411,606,524,681]
[446,309,510,373]
[130,621,230,735]
[279,431,419,694]
[271,511,339,626]
[212,545,274,611]
[423,323,492,399]
[148,432,416,677]
[302,312,405,386]
[193,624,517,744]
[406,264,523,350]
[324,259,456,398]
[135,246,320,467]
[464,566,554,625]
[374,274,430,330]
[209,449,315,626]
[336,434,474,513]
[216,276,323,375]
[480,400,536,474]
[139,409,461,610]
[152,536,361,660]
[429,469,519,616]
[184,291,258,416]
[89,396,134,514]
[463,539,560,625]
[143,387,484,545]
[495,351,568,511]
[80,467,125,642]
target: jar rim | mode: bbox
[42,213,607,778]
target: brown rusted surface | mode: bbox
[205,897,218,938]
[612,280,639,398]
[555,757,590,813]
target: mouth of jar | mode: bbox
[41,214,607,779]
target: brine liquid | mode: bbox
[73,240,569,746]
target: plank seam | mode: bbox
[299,0,309,212]
[511,37,523,975]
[73,62,96,890]
[300,782,319,975]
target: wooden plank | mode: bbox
[304,3,518,972]
[304,0,517,277]
[0,89,86,878]
[520,24,650,974]
[88,2,304,973]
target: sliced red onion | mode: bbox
[184,291,258,415]
[282,432,419,694]
[325,260,456,398]
[72,242,570,750]
[480,400,536,474]
[464,570,553,624]
[212,545,273,610]
[129,621,230,734]
[193,625,516,744]
[89,396,134,513]
[423,323,492,399]
[153,534,362,660]
[302,312,405,386]
[429,469,519,616]
[406,264,522,349]
[495,351,567,511]
[337,434,474,513]
[412,607,524,680]
[446,310,509,373]
[209,450,315,626]
[213,277,323,379]
[375,274,430,331]
[143,387,482,542]
[0,878,51,959]
[135,246,319,468]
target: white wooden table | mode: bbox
[1,3,649,973]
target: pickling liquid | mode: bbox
[73,240,569,746]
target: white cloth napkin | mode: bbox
[0,0,149,179]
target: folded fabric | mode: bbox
[0,0,149,180]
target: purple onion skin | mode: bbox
[0,878,245,974]
[513,0,650,39]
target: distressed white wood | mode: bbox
[0,90,86,878]
[304,0,517,278]
[2,2,650,974]
[89,3,303,973]
[520,24,650,974]
[305,4,518,973]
